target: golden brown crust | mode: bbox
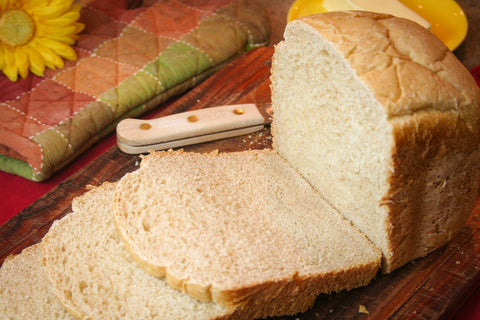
[216,260,380,320]
[295,11,480,272]
[299,11,480,120]
[384,110,480,271]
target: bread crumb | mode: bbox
[359,304,369,315]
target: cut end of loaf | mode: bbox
[271,14,395,271]
[271,11,480,273]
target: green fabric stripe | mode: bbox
[99,71,164,116]
[56,101,117,152]
[0,153,39,181]
[30,128,70,179]
[181,14,247,65]
[143,41,213,89]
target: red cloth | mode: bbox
[0,68,480,320]
[0,133,116,226]
[471,64,480,88]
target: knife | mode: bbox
[116,103,273,154]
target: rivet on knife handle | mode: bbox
[116,103,272,154]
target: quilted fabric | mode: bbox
[0,0,270,181]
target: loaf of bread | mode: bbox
[113,149,381,313]
[270,11,480,272]
[0,244,73,319]
[41,183,237,320]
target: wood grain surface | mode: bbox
[1,47,479,319]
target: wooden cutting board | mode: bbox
[1,46,479,319]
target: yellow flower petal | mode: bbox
[42,11,81,26]
[41,33,78,45]
[22,0,48,14]
[14,47,30,78]
[73,22,85,34]
[40,38,77,60]
[38,24,78,36]
[29,4,64,19]
[25,46,46,76]
[3,46,14,65]
[2,49,18,81]
[35,0,77,17]
[48,0,75,10]
[0,0,19,12]
[3,65,19,81]
[17,54,30,79]
[36,45,64,69]
[0,45,6,69]
[23,0,46,7]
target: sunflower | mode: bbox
[0,0,84,81]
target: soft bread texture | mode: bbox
[113,149,381,312]
[41,183,238,320]
[270,11,480,273]
[0,244,74,320]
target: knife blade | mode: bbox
[116,103,273,154]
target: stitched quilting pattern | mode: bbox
[0,0,270,181]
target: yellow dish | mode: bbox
[287,0,468,51]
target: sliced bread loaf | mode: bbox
[0,244,73,320]
[113,149,381,313]
[270,11,480,273]
[41,183,239,320]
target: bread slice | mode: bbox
[0,243,74,320]
[270,11,480,273]
[113,149,381,313]
[41,183,240,320]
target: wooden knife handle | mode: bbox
[116,103,267,147]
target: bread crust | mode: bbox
[299,11,480,118]
[385,111,480,271]
[119,228,380,317]
[286,11,480,272]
